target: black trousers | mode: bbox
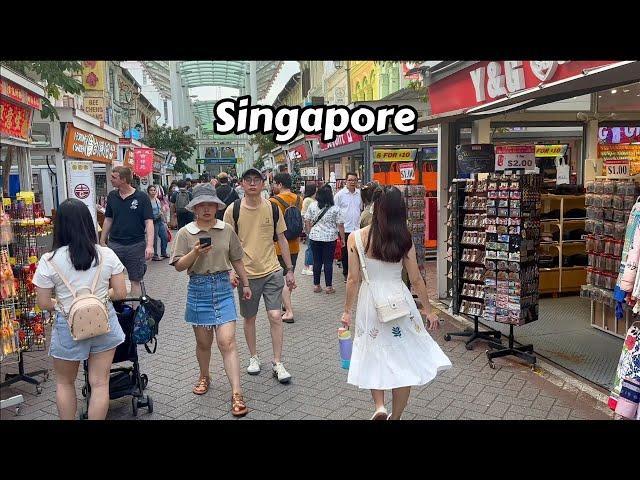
[341,231,352,279]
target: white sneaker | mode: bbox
[247,355,261,375]
[302,267,313,276]
[272,362,292,384]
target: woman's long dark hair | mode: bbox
[50,199,99,271]
[304,183,317,199]
[367,186,412,262]
[316,184,334,209]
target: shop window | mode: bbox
[597,81,640,112]
[31,123,51,146]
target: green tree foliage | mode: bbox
[1,61,84,121]
[252,157,265,171]
[249,132,277,156]
[144,125,197,174]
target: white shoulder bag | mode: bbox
[354,230,411,323]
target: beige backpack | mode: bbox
[48,253,110,341]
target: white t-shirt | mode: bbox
[305,203,344,242]
[33,245,125,314]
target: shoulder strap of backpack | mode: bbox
[273,196,290,210]
[46,257,77,298]
[232,199,241,234]
[271,201,280,240]
[90,253,104,294]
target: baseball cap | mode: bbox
[241,168,264,180]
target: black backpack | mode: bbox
[232,199,280,242]
[272,195,303,240]
[174,190,191,214]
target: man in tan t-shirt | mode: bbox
[224,168,297,384]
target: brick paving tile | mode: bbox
[1,251,611,421]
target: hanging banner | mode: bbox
[399,162,415,180]
[495,145,536,171]
[0,99,31,140]
[598,126,640,144]
[66,160,97,228]
[319,130,363,151]
[373,149,418,162]
[123,147,135,169]
[134,147,154,176]
[599,144,640,176]
[82,61,106,91]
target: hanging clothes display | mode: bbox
[608,322,640,419]
[614,200,640,319]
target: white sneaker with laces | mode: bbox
[272,362,292,383]
[247,355,261,375]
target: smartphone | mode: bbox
[199,236,212,247]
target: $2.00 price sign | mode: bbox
[398,162,415,181]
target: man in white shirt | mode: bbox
[333,172,362,282]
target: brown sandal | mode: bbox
[231,392,248,417]
[313,285,323,293]
[325,287,335,294]
[192,376,210,395]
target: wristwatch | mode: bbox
[285,266,294,272]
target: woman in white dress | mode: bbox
[341,186,451,420]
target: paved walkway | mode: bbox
[1,244,612,420]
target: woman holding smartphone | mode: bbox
[170,183,252,417]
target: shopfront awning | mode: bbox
[418,61,640,127]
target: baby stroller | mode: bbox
[79,289,158,419]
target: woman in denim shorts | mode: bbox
[33,199,128,420]
[170,183,252,417]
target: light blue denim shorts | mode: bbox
[186,272,237,328]
[49,305,125,361]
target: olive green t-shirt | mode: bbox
[170,220,244,275]
[223,198,287,279]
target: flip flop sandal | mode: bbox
[325,287,336,294]
[371,407,388,420]
[192,376,210,395]
[313,286,323,293]
[231,392,248,417]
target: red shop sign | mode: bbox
[0,78,42,110]
[319,130,363,151]
[0,98,32,139]
[286,144,309,162]
[134,147,154,177]
[428,61,618,116]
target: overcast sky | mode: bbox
[187,61,301,105]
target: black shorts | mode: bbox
[277,254,298,275]
[108,240,147,282]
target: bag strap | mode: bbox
[312,206,330,227]
[273,196,290,210]
[354,230,371,284]
[232,199,241,235]
[295,195,301,209]
[271,202,279,241]
[47,251,103,298]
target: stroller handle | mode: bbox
[114,281,149,304]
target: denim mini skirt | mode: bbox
[186,272,237,328]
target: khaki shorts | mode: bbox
[238,270,284,319]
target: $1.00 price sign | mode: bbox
[605,159,630,178]
[399,162,415,181]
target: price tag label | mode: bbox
[605,159,630,178]
[399,162,415,181]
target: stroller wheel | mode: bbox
[141,374,148,390]
[132,397,139,417]
[146,396,154,414]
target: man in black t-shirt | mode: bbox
[100,166,154,297]
[214,172,239,220]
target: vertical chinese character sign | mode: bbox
[66,160,97,230]
[82,61,105,91]
[134,148,154,177]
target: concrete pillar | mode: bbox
[437,122,451,299]
[169,62,182,128]
[471,118,491,144]
[54,150,68,204]
[17,148,32,191]
[584,119,600,182]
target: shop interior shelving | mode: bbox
[539,194,586,294]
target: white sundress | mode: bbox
[347,229,452,390]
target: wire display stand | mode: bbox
[445,178,502,349]
[0,193,52,395]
